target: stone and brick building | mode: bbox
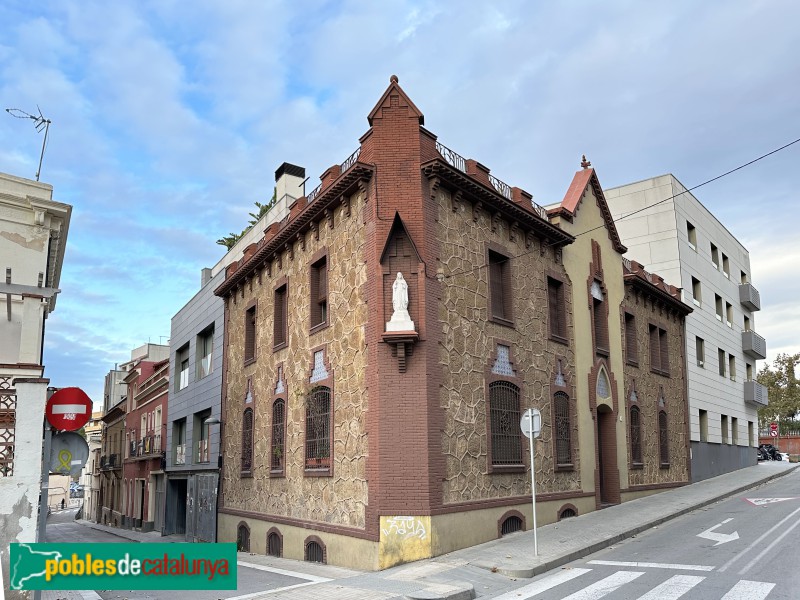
[212,78,693,569]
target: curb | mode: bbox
[478,464,800,579]
[405,583,475,600]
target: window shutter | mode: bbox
[548,280,560,337]
[630,406,642,463]
[554,392,571,465]
[659,329,669,374]
[659,411,669,465]
[244,308,256,362]
[310,264,320,326]
[625,314,637,363]
[490,260,504,319]
[649,325,659,371]
[274,286,287,346]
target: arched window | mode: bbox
[267,530,282,557]
[500,515,523,535]
[630,406,642,465]
[558,505,578,520]
[489,381,522,466]
[304,538,326,563]
[554,392,572,466]
[659,411,669,466]
[237,522,250,552]
[241,408,253,473]
[271,399,285,473]
[305,386,331,469]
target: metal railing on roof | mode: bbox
[435,141,467,172]
[488,173,512,201]
[306,147,363,205]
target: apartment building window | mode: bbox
[696,337,705,367]
[725,302,733,328]
[659,411,669,466]
[305,386,331,471]
[721,415,729,444]
[630,406,643,465]
[196,326,214,379]
[715,294,723,322]
[310,256,328,331]
[710,243,719,269]
[746,363,753,381]
[718,348,726,377]
[649,324,670,376]
[592,281,609,355]
[732,417,739,445]
[244,304,256,364]
[729,354,736,381]
[554,392,572,467]
[740,270,748,284]
[241,408,253,474]
[547,277,567,341]
[174,419,186,465]
[274,284,288,349]
[748,421,754,447]
[691,277,702,306]
[196,411,210,463]
[722,254,730,278]
[699,410,708,442]
[687,221,697,249]
[744,315,751,331]
[176,345,189,391]
[489,382,522,467]
[624,312,638,366]
[488,249,513,325]
[270,399,286,474]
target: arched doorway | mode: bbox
[596,404,620,506]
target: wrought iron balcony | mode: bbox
[742,330,767,360]
[744,380,769,406]
[739,282,761,311]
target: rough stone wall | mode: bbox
[436,188,580,503]
[622,286,690,486]
[222,191,368,529]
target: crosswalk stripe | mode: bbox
[560,571,644,600]
[721,580,776,600]
[588,559,714,571]
[635,575,705,599]
[489,568,592,599]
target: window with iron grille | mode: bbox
[547,277,567,341]
[305,540,325,563]
[649,325,670,375]
[554,392,572,466]
[271,399,285,473]
[501,515,523,535]
[630,406,642,465]
[489,381,522,466]
[267,532,282,557]
[274,284,288,349]
[488,249,513,324]
[659,411,669,466]
[624,312,638,365]
[244,305,256,363]
[241,408,253,473]
[237,523,250,552]
[0,382,16,477]
[310,256,328,330]
[559,507,577,520]
[305,386,331,470]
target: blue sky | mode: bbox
[1,1,798,404]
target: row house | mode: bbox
[211,78,694,570]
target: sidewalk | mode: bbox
[57,462,797,600]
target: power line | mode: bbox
[431,136,800,283]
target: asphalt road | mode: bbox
[495,469,800,599]
[42,510,319,600]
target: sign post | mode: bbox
[520,408,541,556]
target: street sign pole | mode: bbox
[528,418,538,556]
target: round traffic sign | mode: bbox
[46,387,92,431]
[770,422,778,431]
[49,431,89,476]
[520,408,542,439]
[770,430,779,437]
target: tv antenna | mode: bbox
[5,106,52,181]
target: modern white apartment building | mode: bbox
[605,174,767,481]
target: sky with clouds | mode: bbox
[1,0,798,404]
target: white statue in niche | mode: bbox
[386,271,415,332]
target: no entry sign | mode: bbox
[46,387,92,431]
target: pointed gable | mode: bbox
[368,75,424,126]
[559,165,627,254]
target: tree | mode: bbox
[216,188,278,250]
[757,353,800,430]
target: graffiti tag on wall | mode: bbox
[381,516,427,540]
